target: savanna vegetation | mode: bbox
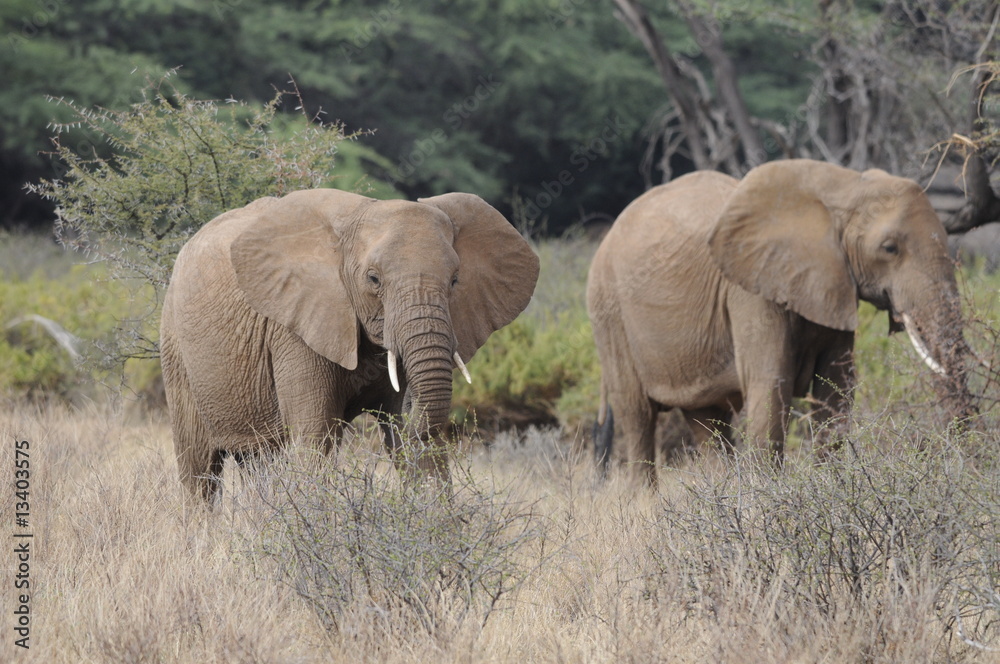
[2,0,1000,661]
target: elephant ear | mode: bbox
[230,190,372,370]
[708,160,860,331]
[418,193,540,361]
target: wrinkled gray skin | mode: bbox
[588,160,975,483]
[161,190,539,502]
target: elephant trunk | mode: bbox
[903,287,977,423]
[387,288,456,476]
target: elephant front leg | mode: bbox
[809,331,855,459]
[269,331,351,457]
[732,300,796,465]
[743,379,793,464]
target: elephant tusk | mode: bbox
[454,351,472,384]
[387,351,401,392]
[902,314,947,377]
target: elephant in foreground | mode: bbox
[161,190,539,501]
[587,159,975,482]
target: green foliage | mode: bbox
[30,72,350,290]
[452,235,600,429]
[0,250,148,400]
[255,446,542,639]
[4,0,668,232]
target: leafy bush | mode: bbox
[27,72,354,360]
[252,445,542,641]
[0,244,152,400]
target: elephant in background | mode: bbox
[587,159,975,483]
[161,189,539,502]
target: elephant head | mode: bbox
[709,159,975,419]
[228,189,539,466]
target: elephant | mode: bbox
[587,159,975,483]
[160,189,539,502]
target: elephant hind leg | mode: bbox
[163,340,225,504]
[170,420,226,505]
[593,404,614,477]
[612,391,657,485]
[599,359,657,483]
[171,399,225,503]
[179,448,225,504]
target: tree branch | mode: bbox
[611,0,711,171]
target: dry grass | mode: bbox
[1,400,998,663]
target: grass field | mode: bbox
[1,233,999,661]
[1,401,998,662]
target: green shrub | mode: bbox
[0,260,147,399]
[452,235,600,430]
[27,72,354,362]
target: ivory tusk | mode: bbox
[454,351,472,384]
[387,351,401,392]
[902,314,947,377]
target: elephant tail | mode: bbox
[597,379,608,426]
[593,379,613,477]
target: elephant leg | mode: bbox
[162,337,225,504]
[271,338,346,456]
[732,302,795,464]
[810,331,855,459]
[742,380,792,464]
[684,405,736,454]
[593,403,614,476]
[592,303,657,482]
[614,392,657,485]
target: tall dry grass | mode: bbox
[1,397,997,663]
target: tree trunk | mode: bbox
[676,1,766,167]
[611,0,711,171]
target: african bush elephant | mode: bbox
[161,190,539,501]
[587,159,975,483]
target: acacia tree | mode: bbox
[29,74,349,360]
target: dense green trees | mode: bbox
[2,0,997,234]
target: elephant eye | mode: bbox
[881,242,899,256]
[368,272,381,288]
[451,274,459,288]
